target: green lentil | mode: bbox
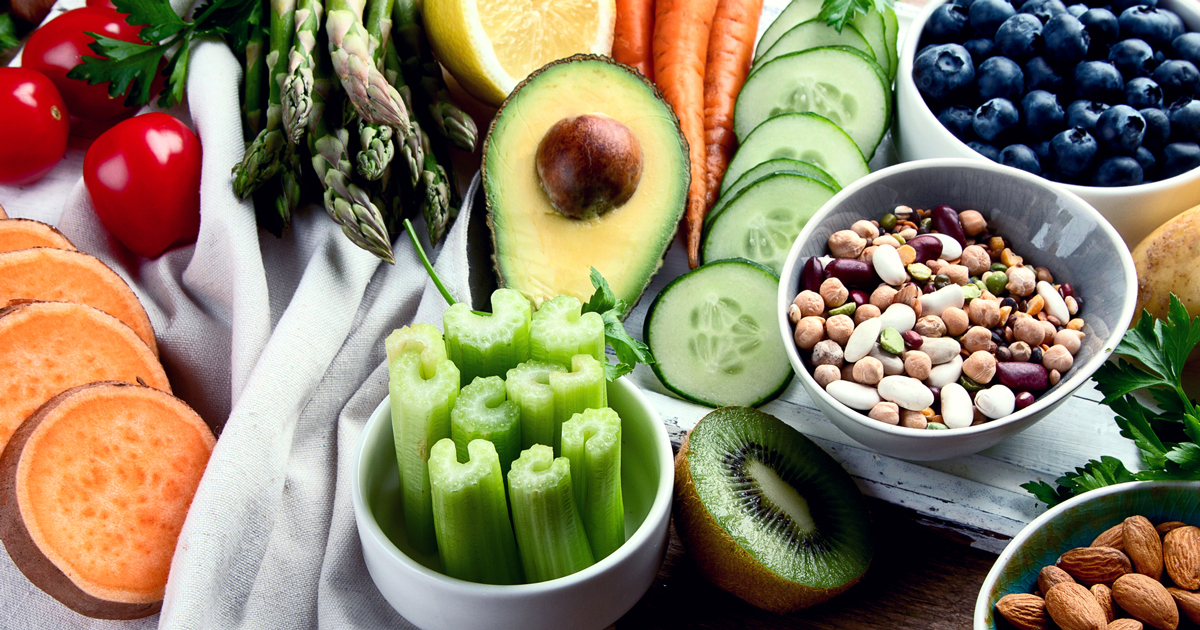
[990,262,1008,272]
[985,272,1008,296]
[894,234,906,245]
[962,284,982,301]
[907,263,932,282]
[920,217,933,229]
[879,327,905,355]
[880,213,898,231]
[927,422,949,430]
[829,302,857,317]
[959,375,984,391]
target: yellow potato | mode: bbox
[1132,203,1200,327]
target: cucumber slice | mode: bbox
[754,20,874,70]
[851,10,891,79]
[645,260,793,408]
[882,6,899,80]
[734,47,891,159]
[723,113,870,194]
[702,173,836,274]
[754,0,824,63]
[709,158,840,227]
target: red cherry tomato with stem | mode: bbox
[22,7,147,121]
[0,68,70,185]
[83,113,202,258]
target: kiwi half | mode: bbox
[673,406,872,613]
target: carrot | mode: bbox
[702,0,763,213]
[0,381,212,620]
[654,0,720,269]
[613,0,656,81]
[0,248,157,355]
[0,219,77,254]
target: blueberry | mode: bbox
[965,37,998,65]
[1095,104,1146,153]
[1169,97,1200,142]
[1174,33,1200,68]
[1118,5,1176,48]
[978,56,1027,100]
[968,141,1003,161]
[1140,107,1172,148]
[914,44,978,101]
[1074,60,1125,101]
[1025,56,1065,92]
[1066,3,1088,17]
[1051,127,1100,175]
[1161,141,1200,178]
[1043,14,1091,68]
[971,0,1018,38]
[1019,0,1067,22]
[1153,60,1200,102]
[926,3,973,44]
[1135,145,1157,173]
[939,104,979,140]
[1092,156,1144,185]
[1110,0,1155,11]
[1161,8,1185,41]
[996,14,1045,60]
[1126,76,1164,108]
[975,97,1022,141]
[1034,139,1053,159]
[1109,38,1156,78]
[1079,8,1120,50]
[999,143,1044,172]
[1067,99,1111,131]
[1023,89,1067,136]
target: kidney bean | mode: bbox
[995,362,1049,392]
[801,256,825,293]
[849,289,869,307]
[1015,391,1036,410]
[823,258,877,289]
[931,205,966,246]
[1060,283,1074,298]
[906,234,943,263]
[902,329,924,349]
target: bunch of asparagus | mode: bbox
[232,0,477,262]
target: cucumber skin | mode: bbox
[644,259,794,409]
[723,112,869,197]
[709,159,840,225]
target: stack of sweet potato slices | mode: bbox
[0,217,214,619]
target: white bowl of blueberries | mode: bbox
[895,0,1200,247]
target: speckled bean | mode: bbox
[877,375,936,411]
[918,284,965,318]
[974,385,1016,419]
[995,361,1049,392]
[1037,281,1070,324]
[939,383,974,428]
[920,337,961,365]
[844,317,882,363]
[926,355,964,388]
[878,303,917,333]
[826,380,881,410]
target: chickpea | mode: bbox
[812,339,844,367]
[960,245,991,277]
[793,290,825,317]
[942,307,970,336]
[1005,266,1036,297]
[828,230,866,258]
[963,351,997,384]
[870,285,898,311]
[968,297,1001,328]
[819,277,849,308]
[927,259,947,275]
[899,409,928,429]
[859,245,878,265]
[850,220,880,241]
[853,356,884,385]
[894,283,923,315]
[1040,320,1057,346]
[914,315,947,338]
[814,364,841,388]
[962,326,993,353]
[959,210,987,236]
[1054,329,1085,355]
[869,401,900,425]
[1049,369,1062,386]
[1043,344,1073,372]
[853,303,881,325]
[943,264,970,286]
[793,316,825,349]
[1013,315,1044,347]
[826,314,855,345]
[841,363,856,381]
[903,351,932,380]
[1008,341,1032,362]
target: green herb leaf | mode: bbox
[583,267,655,381]
[160,33,192,107]
[819,0,892,32]
[582,267,621,316]
[1060,456,1138,494]
[1020,480,1073,508]
[1165,442,1200,470]
[0,14,20,52]
[67,35,170,106]
[1093,359,1173,404]
[1111,395,1171,469]
[112,0,188,42]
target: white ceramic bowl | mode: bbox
[777,158,1138,461]
[894,0,1200,248]
[351,377,674,630]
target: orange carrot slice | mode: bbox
[0,219,77,254]
[702,0,763,211]
[0,248,157,355]
[0,381,213,619]
[0,302,170,453]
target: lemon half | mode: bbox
[425,0,616,107]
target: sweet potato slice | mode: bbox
[0,248,157,355]
[0,219,77,253]
[0,382,214,619]
[0,302,170,454]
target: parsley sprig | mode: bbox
[66,0,258,108]
[0,14,20,54]
[819,0,893,33]
[1023,294,1200,507]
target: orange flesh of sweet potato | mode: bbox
[0,248,157,355]
[0,302,170,455]
[0,382,213,619]
[0,220,77,254]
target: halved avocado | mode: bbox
[483,54,689,318]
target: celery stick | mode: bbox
[443,288,532,385]
[530,296,605,369]
[550,354,607,454]
[387,324,460,555]
[560,407,625,560]
[506,360,567,451]
[428,438,524,584]
[451,376,521,475]
[507,445,594,582]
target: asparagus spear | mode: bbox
[325,0,410,130]
[233,0,297,199]
[392,0,478,151]
[243,0,268,138]
[275,147,303,227]
[383,40,424,186]
[282,0,323,145]
[507,445,594,583]
[417,127,451,244]
[561,407,625,561]
[352,0,399,180]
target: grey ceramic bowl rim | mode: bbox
[349,377,675,597]
[775,157,1139,439]
[897,0,1200,196]
[972,480,1200,629]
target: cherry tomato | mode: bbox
[83,113,202,258]
[22,7,145,121]
[85,0,120,9]
[0,68,70,185]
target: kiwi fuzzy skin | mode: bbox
[672,426,866,613]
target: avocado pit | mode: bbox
[535,113,643,220]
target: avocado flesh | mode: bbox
[484,55,689,317]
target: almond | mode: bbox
[1156,521,1187,537]
[997,593,1049,630]
[1059,546,1134,584]
[1041,565,1077,593]
[1123,516,1164,581]
[1092,583,1116,622]
[1108,620,1144,630]
[1111,573,1179,630]
[1046,582,1109,630]
[1163,526,1200,590]
[1093,523,1126,552]
[1167,587,1200,625]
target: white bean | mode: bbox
[939,383,974,429]
[878,303,917,333]
[930,233,963,260]
[869,345,905,375]
[1037,281,1070,324]
[826,380,882,410]
[844,317,882,363]
[920,337,962,365]
[877,375,935,411]
[925,355,964,388]
[918,284,965,318]
[872,243,908,286]
[975,385,1016,419]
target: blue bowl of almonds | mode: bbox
[777,158,1138,461]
